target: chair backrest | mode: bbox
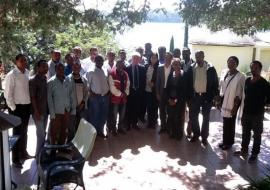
[72,118,97,159]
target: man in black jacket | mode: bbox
[186,51,219,145]
[126,52,146,130]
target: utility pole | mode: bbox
[184,21,189,48]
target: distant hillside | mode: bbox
[147,11,182,23]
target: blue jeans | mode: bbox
[87,95,109,134]
[33,114,48,156]
[190,94,212,140]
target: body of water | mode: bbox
[115,22,186,52]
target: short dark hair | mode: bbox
[95,54,104,63]
[182,47,190,51]
[165,52,173,58]
[251,60,262,69]
[116,59,124,66]
[227,56,239,66]
[15,54,25,61]
[90,47,98,52]
[37,59,47,67]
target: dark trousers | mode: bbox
[126,89,142,127]
[222,116,236,146]
[111,103,126,131]
[88,95,109,134]
[139,91,147,121]
[107,101,114,132]
[50,112,70,145]
[241,114,264,155]
[159,90,168,129]
[190,94,212,140]
[167,102,185,139]
[9,104,31,162]
[146,91,158,127]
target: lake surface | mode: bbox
[115,22,186,52]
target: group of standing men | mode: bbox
[3,42,270,168]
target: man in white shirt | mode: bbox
[4,54,32,168]
[86,54,110,138]
[186,51,219,145]
[81,47,98,75]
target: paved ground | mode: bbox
[12,108,270,190]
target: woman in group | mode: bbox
[145,52,159,128]
[166,58,186,140]
[217,56,245,150]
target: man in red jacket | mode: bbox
[108,60,130,135]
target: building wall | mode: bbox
[260,49,270,70]
[190,44,254,75]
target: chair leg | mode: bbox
[74,184,79,190]
[37,176,40,190]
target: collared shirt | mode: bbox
[29,74,48,115]
[164,64,171,88]
[145,65,154,92]
[47,59,62,79]
[47,76,76,119]
[86,67,109,95]
[64,64,72,76]
[182,59,193,72]
[81,57,95,75]
[4,66,30,111]
[194,63,207,93]
[103,60,116,77]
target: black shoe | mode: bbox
[201,139,208,146]
[218,143,224,149]
[112,130,117,136]
[248,155,257,163]
[158,128,167,134]
[133,124,140,130]
[234,150,248,157]
[189,136,199,142]
[98,133,108,138]
[22,153,35,160]
[118,128,126,134]
[12,161,23,169]
[221,145,232,150]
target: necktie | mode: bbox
[134,65,139,89]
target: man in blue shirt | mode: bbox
[47,63,76,144]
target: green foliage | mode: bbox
[55,24,119,59]
[177,0,270,35]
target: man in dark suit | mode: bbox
[126,52,146,130]
[156,52,173,133]
[186,50,219,145]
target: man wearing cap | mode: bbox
[47,49,62,79]
[125,52,146,130]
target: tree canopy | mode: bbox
[0,0,151,69]
[177,0,270,35]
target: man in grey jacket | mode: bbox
[156,52,173,134]
[68,61,88,140]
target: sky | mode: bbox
[80,0,178,12]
